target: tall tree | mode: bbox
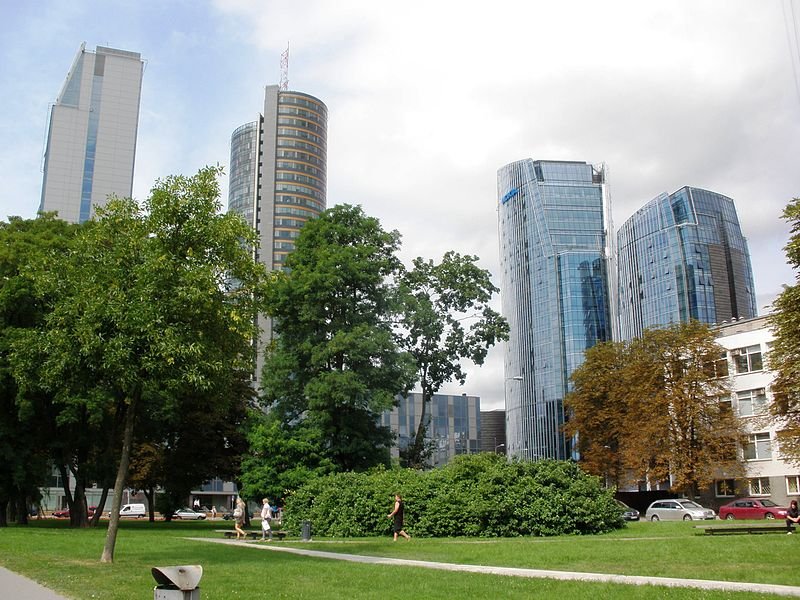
[11,166,266,562]
[0,215,82,526]
[768,197,800,463]
[396,252,509,468]
[260,204,416,473]
[565,322,745,497]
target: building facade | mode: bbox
[40,43,144,223]
[497,159,614,461]
[711,316,800,507]
[617,186,756,341]
[480,409,506,455]
[383,393,481,467]
[228,85,328,386]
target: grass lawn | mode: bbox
[0,519,796,599]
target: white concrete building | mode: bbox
[714,315,800,505]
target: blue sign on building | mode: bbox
[501,187,519,204]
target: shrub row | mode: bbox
[282,454,624,537]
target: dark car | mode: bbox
[718,498,788,520]
[615,499,640,521]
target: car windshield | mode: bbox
[679,501,702,509]
[760,500,778,507]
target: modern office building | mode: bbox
[480,409,506,455]
[617,187,756,341]
[383,393,481,467]
[39,43,144,223]
[228,84,327,385]
[497,160,614,461]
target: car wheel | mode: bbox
[650,515,660,522]
[683,515,692,521]
[725,514,735,520]
[765,513,775,520]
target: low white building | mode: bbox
[713,315,800,506]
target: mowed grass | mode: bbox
[0,519,797,599]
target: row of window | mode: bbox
[715,476,800,497]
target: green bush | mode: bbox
[282,454,624,537]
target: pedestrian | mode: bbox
[193,498,200,510]
[211,505,217,519]
[233,496,247,540]
[787,499,800,534]
[260,498,273,541]
[387,493,411,541]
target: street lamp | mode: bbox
[494,443,505,454]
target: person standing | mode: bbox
[787,499,800,534]
[233,496,247,540]
[387,493,411,541]
[260,498,273,541]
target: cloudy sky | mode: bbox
[2,1,799,409]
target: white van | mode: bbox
[119,503,146,518]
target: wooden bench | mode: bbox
[696,523,795,535]
[217,529,287,541]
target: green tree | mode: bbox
[768,197,800,463]
[260,204,416,474]
[396,252,509,468]
[566,322,745,497]
[11,167,266,562]
[0,215,83,526]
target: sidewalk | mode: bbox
[0,567,70,600]
[196,537,800,597]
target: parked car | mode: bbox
[53,506,97,518]
[645,498,716,521]
[718,498,788,520]
[172,508,206,520]
[615,499,640,521]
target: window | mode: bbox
[705,352,729,378]
[715,479,735,497]
[744,432,772,460]
[733,345,763,373]
[788,476,800,495]
[737,388,767,417]
[749,477,771,495]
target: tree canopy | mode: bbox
[260,204,417,474]
[10,166,267,561]
[565,321,745,497]
[396,252,509,468]
[768,196,800,464]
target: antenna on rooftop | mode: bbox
[279,43,289,91]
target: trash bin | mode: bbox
[152,565,203,600]
[301,520,311,541]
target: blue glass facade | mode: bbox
[383,393,481,467]
[498,160,613,461]
[617,187,756,341]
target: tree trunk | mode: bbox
[90,486,110,527]
[145,487,156,522]
[408,385,433,469]
[101,392,138,563]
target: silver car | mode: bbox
[645,498,716,521]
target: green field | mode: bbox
[0,519,797,599]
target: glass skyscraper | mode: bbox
[617,186,756,341]
[228,84,327,386]
[498,160,614,461]
[40,44,144,223]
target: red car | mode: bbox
[52,506,97,519]
[718,498,788,520]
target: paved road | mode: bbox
[196,537,800,597]
[0,567,70,599]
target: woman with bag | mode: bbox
[233,496,246,539]
[260,498,273,541]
